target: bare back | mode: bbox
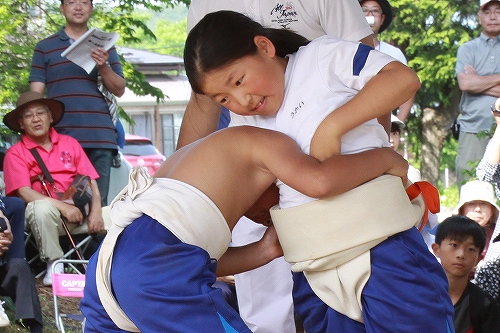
[156,126,406,230]
[155,126,324,229]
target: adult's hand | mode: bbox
[0,221,12,256]
[91,47,109,67]
[87,210,105,234]
[60,203,84,225]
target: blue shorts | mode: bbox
[293,227,455,333]
[81,214,251,333]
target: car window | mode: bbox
[121,142,160,156]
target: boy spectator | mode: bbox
[432,215,500,333]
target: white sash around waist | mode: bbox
[95,167,231,331]
[270,175,426,322]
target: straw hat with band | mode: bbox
[3,91,64,133]
[358,0,393,33]
[453,180,500,224]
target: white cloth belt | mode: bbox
[95,167,231,331]
[270,175,426,323]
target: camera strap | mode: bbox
[29,148,59,193]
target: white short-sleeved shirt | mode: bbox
[378,41,407,65]
[231,36,395,208]
[187,0,373,42]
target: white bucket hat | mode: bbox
[391,114,405,131]
[480,0,500,10]
[454,180,500,223]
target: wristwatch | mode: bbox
[491,105,500,113]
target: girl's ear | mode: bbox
[254,35,276,57]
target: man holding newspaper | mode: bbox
[29,0,125,206]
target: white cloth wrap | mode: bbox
[95,167,231,332]
[269,175,426,323]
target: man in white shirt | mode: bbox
[179,1,376,332]
[359,0,415,121]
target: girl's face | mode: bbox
[200,36,288,117]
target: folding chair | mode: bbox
[24,231,93,278]
[51,259,89,333]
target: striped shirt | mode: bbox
[29,27,124,150]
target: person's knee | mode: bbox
[25,200,61,238]
[26,200,59,222]
[6,257,31,275]
[5,196,25,213]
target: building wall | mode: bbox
[117,74,191,157]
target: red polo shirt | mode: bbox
[4,128,99,198]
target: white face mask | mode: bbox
[365,16,375,25]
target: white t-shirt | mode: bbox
[231,36,395,208]
[378,41,407,65]
[187,0,373,42]
[186,3,375,333]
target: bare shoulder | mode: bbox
[165,126,296,176]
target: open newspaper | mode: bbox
[61,27,120,74]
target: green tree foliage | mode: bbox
[124,17,187,58]
[0,0,190,132]
[383,0,481,186]
[0,0,40,116]
[123,6,188,57]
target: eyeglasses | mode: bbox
[465,201,490,209]
[362,8,383,16]
[481,8,500,16]
[64,1,91,8]
[21,110,49,121]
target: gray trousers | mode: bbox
[455,131,490,188]
[0,258,43,326]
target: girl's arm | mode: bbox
[310,61,420,160]
[295,147,408,199]
[259,130,408,199]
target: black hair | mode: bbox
[435,215,487,253]
[60,0,93,4]
[184,10,310,94]
[390,123,401,133]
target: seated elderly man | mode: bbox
[3,92,105,286]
